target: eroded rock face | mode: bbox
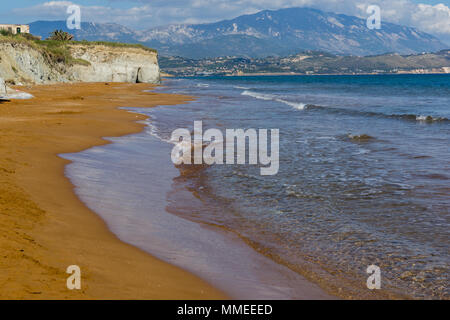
[68,45,160,83]
[0,42,65,84]
[0,77,5,94]
[137,65,160,83]
[0,42,160,85]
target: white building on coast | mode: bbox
[0,24,30,35]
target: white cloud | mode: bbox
[10,0,450,43]
[411,3,450,34]
[12,1,153,27]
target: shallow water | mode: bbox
[62,129,330,299]
[149,75,449,299]
[65,74,449,299]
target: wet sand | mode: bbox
[0,82,227,299]
[63,130,332,299]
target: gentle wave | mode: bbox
[144,120,173,144]
[306,104,450,123]
[240,90,449,121]
[241,90,306,110]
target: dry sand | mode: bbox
[0,82,227,299]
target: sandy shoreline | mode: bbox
[0,82,227,299]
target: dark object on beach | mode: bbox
[1,80,11,102]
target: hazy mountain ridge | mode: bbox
[143,8,446,58]
[142,8,447,57]
[30,7,448,58]
[30,20,139,43]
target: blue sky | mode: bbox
[1,0,449,43]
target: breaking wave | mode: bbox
[241,90,449,123]
[306,105,449,123]
[414,115,449,122]
[241,90,306,110]
[347,134,375,141]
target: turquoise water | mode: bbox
[66,74,449,299]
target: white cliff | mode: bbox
[0,41,160,85]
[0,77,6,97]
[68,44,160,83]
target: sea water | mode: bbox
[65,74,449,299]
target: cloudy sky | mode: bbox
[1,0,450,44]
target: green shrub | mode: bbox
[21,33,42,41]
[48,30,74,41]
[0,29,13,37]
[0,33,156,67]
[73,40,157,53]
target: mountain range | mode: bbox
[29,7,448,58]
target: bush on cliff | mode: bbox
[48,30,74,42]
[0,32,156,68]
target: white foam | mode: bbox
[415,115,448,122]
[416,115,427,121]
[144,120,173,144]
[241,90,306,110]
[241,90,276,101]
[275,98,306,110]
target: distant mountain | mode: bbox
[30,7,448,58]
[142,8,447,58]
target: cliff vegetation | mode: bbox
[0,30,160,85]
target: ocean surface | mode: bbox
[64,74,449,299]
